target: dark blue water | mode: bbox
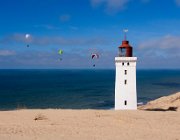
[0,69,179,110]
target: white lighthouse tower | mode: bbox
[115,31,137,110]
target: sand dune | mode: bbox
[139,92,180,111]
[0,92,180,140]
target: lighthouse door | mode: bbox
[124,100,127,105]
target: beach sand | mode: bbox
[0,92,180,140]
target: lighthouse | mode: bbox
[115,31,137,110]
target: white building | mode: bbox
[115,39,137,110]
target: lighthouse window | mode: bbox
[120,48,126,57]
[125,70,127,75]
[122,62,124,66]
[124,80,127,85]
[127,62,130,66]
[124,100,127,105]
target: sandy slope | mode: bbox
[0,92,180,140]
[139,92,180,111]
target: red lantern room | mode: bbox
[118,30,133,57]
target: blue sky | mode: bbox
[0,0,180,69]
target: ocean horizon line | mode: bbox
[0,68,180,70]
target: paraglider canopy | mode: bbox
[91,53,99,59]
[58,49,63,61]
[25,34,31,47]
[91,53,99,67]
[58,49,63,55]
[25,34,30,39]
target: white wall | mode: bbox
[115,57,137,110]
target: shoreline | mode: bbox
[0,92,180,140]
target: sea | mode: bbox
[0,69,180,110]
